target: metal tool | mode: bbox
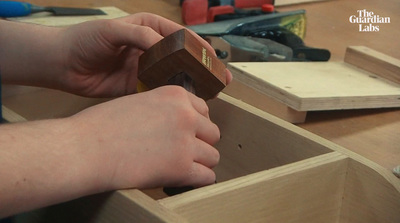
[205,35,293,64]
[0,1,106,17]
[188,10,331,62]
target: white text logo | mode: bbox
[349,9,390,32]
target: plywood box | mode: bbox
[2,90,399,222]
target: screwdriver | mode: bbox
[0,1,105,17]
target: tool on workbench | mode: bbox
[205,35,293,64]
[180,0,275,25]
[137,29,227,101]
[0,1,106,17]
[188,10,331,62]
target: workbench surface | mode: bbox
[3,0,399,172]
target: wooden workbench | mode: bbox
[2,0,399,173]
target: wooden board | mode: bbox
[160,152,349,223]
[225,46,400,123]
[6,6,129,26]
[345,46,400,85]
[3,93,400,223]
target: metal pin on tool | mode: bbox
[168,72,196,95]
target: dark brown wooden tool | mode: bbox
[138,29,227,100]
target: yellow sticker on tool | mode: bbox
[281,14,307,40]
[136,80,149,93]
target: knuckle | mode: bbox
[159,85,187,98]
[212,149,220,166]
[199,99,210,115]
[178,107,197,125]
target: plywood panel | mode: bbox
[208,94,331,181]
[160,152,348,223]
[223,79,307,123]
[340,160,400,223]
[344,46,400,85]
[228,61,400,111]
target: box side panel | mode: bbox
[12,190,187,223]
[339,160,400,223]
[208,95,332,182]
[160,152,348,223]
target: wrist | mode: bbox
[0,117,108,216]
[0,20,66,89]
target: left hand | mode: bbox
[57,13,232,97]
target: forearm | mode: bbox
[0,118,105,217]
[0,20,64,88]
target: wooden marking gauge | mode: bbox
[138,29,227,100]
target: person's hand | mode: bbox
[0,85,220,217]
[0,13,232,95]
[56,13,232,97]
[71,86,220,189]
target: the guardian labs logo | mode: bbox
[349,9,390,32]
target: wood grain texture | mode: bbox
[159,94,400,223]
[223,79,307,123]
[208,93,331,181]
[345,46,400,85]
[340,160,400,223]
[228,60,400,111]
[160,152,349,223]
[138,29,226,100]
[3,93,400,222]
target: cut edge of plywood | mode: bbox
[227,46,400,118]
[227,62,303,109]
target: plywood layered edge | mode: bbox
[224,46,400,123]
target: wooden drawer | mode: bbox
[3,88,399,223]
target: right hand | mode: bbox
[71,86,220,191]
